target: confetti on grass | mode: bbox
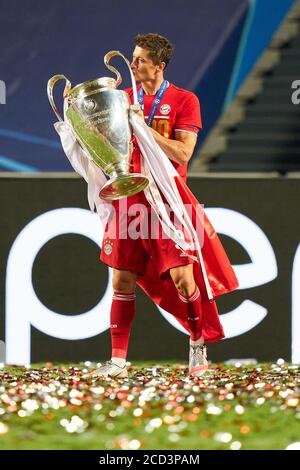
[0,362,299,450]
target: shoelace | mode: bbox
[101,360,125,370]
[96,360,115,371]
[190,345,207,362]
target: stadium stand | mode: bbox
[191,0,300,174]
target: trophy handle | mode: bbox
[47,75,72,122]
[104,50,139,105]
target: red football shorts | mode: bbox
[100,192,196,277]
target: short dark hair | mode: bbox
[134,33,174,69]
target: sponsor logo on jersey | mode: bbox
[160,104,171,115]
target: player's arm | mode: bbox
[148,127,197,165]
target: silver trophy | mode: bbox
[47,51,149,201]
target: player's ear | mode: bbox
[158,61,166,72]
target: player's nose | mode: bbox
[131,58,137,69]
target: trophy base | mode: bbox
[99,174,149,201]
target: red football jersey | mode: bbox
[125,83,202,181]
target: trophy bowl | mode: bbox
[47,51,149,201]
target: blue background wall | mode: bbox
[0,0,296,171]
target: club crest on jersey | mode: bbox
[103,240,113,255]
[160,104,171,115]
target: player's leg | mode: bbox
[169,264,203,340]
[92,269,137,378]
[169,264,208,376]
[93,197,149,378]
[111,268,137,362]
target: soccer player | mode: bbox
[94,33,237,378]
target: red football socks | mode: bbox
[110,291,136,359]
[177,285,204,341]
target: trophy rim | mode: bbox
[68,77,118,102]
[99,174,149,201]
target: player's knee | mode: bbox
[173,276,196,297]
[112,270,137,293]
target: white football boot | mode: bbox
[91,360,128,378]
[189,343,209,377]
